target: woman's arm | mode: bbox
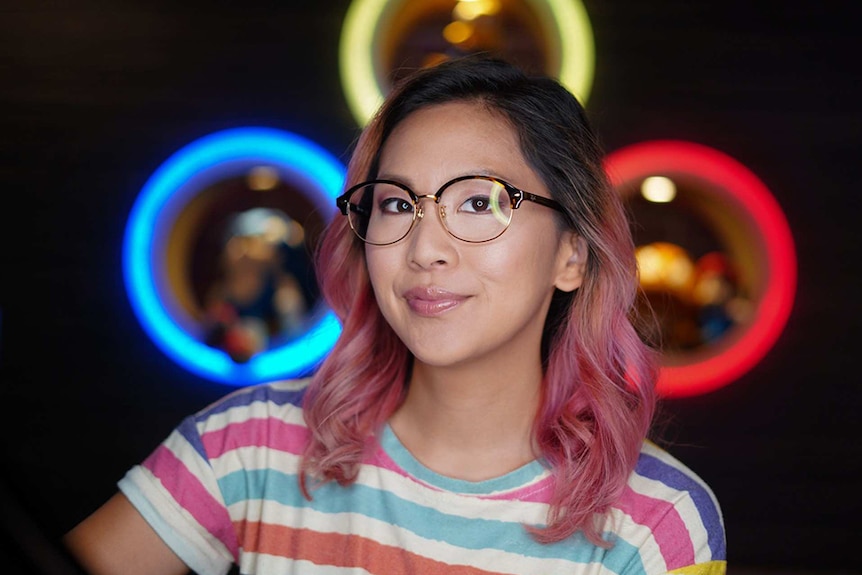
[63,492,189,575]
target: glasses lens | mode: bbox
[440,177,513,242]
[346,182,415,244]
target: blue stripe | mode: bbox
[380,425,549,494]
[218,468,643,571]
[636,453,726,560]
[176,416,208,461]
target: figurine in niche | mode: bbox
[202,207,313,363]
[693,251,751,344]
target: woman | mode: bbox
[65,55,726,575]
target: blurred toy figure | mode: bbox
[693,251,751,343]
[202,208,310,363]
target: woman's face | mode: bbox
[365,101,584,370]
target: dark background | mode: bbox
[1,1,860,573]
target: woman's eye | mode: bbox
[379,197,413,214]
[460,196,492,213]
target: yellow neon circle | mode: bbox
[340,0,595,126]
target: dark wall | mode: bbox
[1,1,860,572]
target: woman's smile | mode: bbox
[402,286,469,317]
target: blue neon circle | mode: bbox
[122,127,345,385]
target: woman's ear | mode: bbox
[554,231,587,293]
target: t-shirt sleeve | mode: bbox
[620,441,727,575]
[118,413,237,575]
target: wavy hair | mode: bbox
[301,55,657,545]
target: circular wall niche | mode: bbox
[605,140,797,397]
[123,127,346,385]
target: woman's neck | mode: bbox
[388,355,543,482]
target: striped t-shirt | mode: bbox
[119,379,726,575]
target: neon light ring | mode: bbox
[123,127,346,385]
[339,0,595,126]
[605,140,797,397]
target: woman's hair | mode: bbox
[301,54,658,545]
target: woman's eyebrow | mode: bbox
[374,173,411,185]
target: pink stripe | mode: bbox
[616,485,695,568]
[200,418,309,458]
[143,445,239,559]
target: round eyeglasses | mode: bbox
[336,175,566,245]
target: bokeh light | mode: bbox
[340,0,595,126]
[123,127,346,385]
[606,140,797,397]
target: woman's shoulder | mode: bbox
[632,440,721,509]
[615,439,726,567]
[192,378,312,429]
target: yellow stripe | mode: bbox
[668,561,727,575]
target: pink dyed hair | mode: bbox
[301,55,657,545]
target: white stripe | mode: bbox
[239,555,373,575]
[197,395,306,434]
[211,445,301,477]
[269,378,313,391]
[367,462,552,524]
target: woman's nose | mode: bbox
[408,196,456,268]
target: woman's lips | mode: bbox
[403,287,467,317]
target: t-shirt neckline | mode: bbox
[379,423,548,495]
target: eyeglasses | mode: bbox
[336,175,565,245]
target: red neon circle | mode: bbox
[604,140,797,397]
